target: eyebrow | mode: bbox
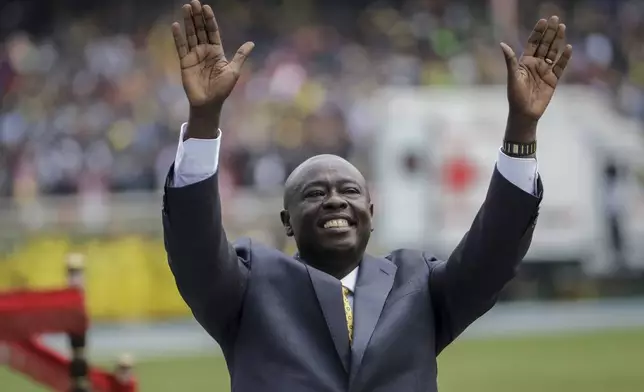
[301,179,362,192]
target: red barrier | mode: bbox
[0,289,87,341]
[1,339,137,392]
[0,254,138,392]
[2,339,70,391]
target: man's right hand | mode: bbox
[172,0,254,138]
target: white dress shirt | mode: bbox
[172,123,538,194]
[170,122,540,310]
[340,266,359,308]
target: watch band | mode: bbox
[503,140,537,157]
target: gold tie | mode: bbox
[342,287,354,344]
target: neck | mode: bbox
[299,249,362,280]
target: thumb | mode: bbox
[230,41,255,75]
[500,42,519,74]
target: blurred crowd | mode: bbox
[1,0,644,198]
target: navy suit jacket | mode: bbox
[162,167,541,391]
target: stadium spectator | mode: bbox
[1,0,643,198]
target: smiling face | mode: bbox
[281,155,373,273]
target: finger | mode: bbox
[523,19,547,57]
[203,5,222,47]
[172,22,189,59]
[230,42,255,74]
[535,16,560,59]
[552,44,573,79]
[190,0,208,45]
[545,23,566,64]
[182,4,198,50]
[500,42,518,74]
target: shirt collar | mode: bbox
[294,252,360,293]
[340,266,359,293]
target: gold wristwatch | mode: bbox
[502,140,537,157]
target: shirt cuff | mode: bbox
[171,122,222,188]
[495,148,538,195]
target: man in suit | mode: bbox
[163,2,573,391]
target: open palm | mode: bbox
[172,1,254,109]
[501,16,573,121]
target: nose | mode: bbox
[322,192,348,210]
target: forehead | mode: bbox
[296,159,364,187]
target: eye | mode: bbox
[344,187,360,194]
[305,190,325,198]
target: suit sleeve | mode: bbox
[427,167,542,354]
[163,167,250,346]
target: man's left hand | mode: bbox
[501,15,573,143]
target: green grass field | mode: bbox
[2,328,643,392]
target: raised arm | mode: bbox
[162,0,254,345]
[428,16,573,354]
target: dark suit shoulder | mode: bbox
[231,237,294,267]
[383,249,434,286]
[386,248,438,265]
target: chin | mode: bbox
[319,238,357,253]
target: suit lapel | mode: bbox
[305,264,351,373]
[349,254,397,384]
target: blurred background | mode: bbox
[1,0,644,390]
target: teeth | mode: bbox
[324,219,349,228]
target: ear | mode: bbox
[280,210,294,237]
[369,203,374,232]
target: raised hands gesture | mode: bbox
[172,1,254,112]
[501,16,573,142]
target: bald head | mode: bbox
[283,154,367,209]
[278,154,374,277]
